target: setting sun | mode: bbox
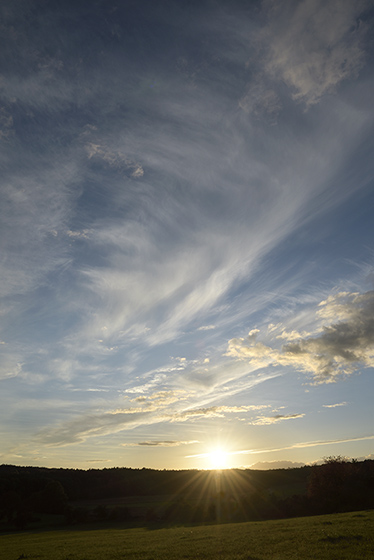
[208,448,228,470]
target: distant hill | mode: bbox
[0,463,313,501]
[1,459,373,529]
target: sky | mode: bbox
[1,0,374,471]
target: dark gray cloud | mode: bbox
[135,440,197,447]
[282,291,374,381]
[228,290,374,383]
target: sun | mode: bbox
[208,448,228,470]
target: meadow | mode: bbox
[1,509,373,560]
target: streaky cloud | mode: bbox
[236,434,374,456]
[127,440,198,447]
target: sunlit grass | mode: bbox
[1,510,373,559]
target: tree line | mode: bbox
[0,457,373,530]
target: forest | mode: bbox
[0,457,373,530]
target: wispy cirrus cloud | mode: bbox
[0,106,14,140]
[0,352,22,380]
[31,400,272,448]
[185,434,374,460]
[237,434,374,456]
[35,409,153,447]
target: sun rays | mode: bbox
[161,467,258,524]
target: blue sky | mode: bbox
[1,0,374,470]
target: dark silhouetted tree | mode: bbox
[308,456,352,513]
[38,480,68,514]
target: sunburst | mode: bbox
[208,447,228,469]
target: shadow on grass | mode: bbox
[320,534,364,543]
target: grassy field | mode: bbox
[1,510,373,560]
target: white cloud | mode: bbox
[85,141,144,176]
[228,289,374,383]
[218,405,270,413]
[131,165,144,178]
[276,329,310,341]
[0,354,23,380]
[169,406,226,423]
[226,329,277,368]
[66,229,90,239]
[250,413,305,425]
[261,0,369,107]
[169,404,271,423]
[281,290,374,381]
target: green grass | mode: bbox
[1,510,373,560]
